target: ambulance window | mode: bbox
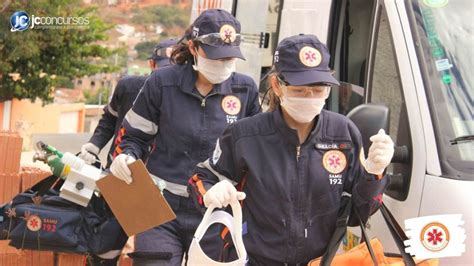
[368,9,413,201]
[327,0,375,115]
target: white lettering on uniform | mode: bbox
[226,115,238,124]
[329,174,342,185]
[317,143,338,149]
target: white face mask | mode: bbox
[280,86,328,123]
[193,50,236,84]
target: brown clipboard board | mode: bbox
[96,160,176,236]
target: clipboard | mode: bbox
[96,160,176,236]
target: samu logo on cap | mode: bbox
[10,11,30,32]
[299,46,322,67]
[219,24,236,44]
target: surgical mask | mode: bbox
[193,51,236,84]
[280,86,327,123]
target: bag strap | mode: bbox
[354,207,378,266]
[196,202,247,260]
[321,196,418,266]
[30,174,60,197]
[379,203,416,266]
[319,192,352,266]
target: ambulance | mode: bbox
[191,0,473,264]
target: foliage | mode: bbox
[135,40,158,60]
[83,87,109,105]
[131,5,189,29]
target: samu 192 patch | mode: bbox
[221,95,241,116]
[322,150,347,174]
[26,215,42,232]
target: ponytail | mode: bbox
[170,25,200,65]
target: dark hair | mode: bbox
[170,25,200,65]
[263,67,286,112]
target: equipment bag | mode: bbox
[0,174,127,255]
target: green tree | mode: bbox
[135,40,158,60]
[83,87,110,105]
[131,5,189,28]
[0,0,119,103]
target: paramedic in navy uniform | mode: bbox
[78,39,176,168]
[189,34,395,265]
[109,9,261,266]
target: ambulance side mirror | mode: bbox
[348,104,413,200]
[346,103,390,158]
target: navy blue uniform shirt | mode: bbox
[190,108,390,263]
[119,62,260,196]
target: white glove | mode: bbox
[364,129,395,175]
[110,154,136,184]
[78,143,100,164]
[203,180,246,208]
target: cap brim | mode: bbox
[201,44,246,60]
[156,58,171,67]
[281,69,340,86]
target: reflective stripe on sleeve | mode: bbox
[196,159,238,186]
[150,174,189,197]
[107,105,118,117]
[124,109,158,135]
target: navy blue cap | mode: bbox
[148,38,176,67]
[191,9,245,60]
[274,34,339,86]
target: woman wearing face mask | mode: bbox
[109,9,260,265]
[189,34,395,265]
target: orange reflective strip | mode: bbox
[192,174,207,196]
[115,127,126,146]
[221,227,230,240]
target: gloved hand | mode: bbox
[203,180,246,208]
[110,154,136,184]
[78,143,100,164]
[364,129,395,175]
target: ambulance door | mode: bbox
[362,0,432,254]
[233,0,270,85]
[261,0,281,70]
[190,0,235,23]
[324,0,374,114]
[277,0,334,44]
